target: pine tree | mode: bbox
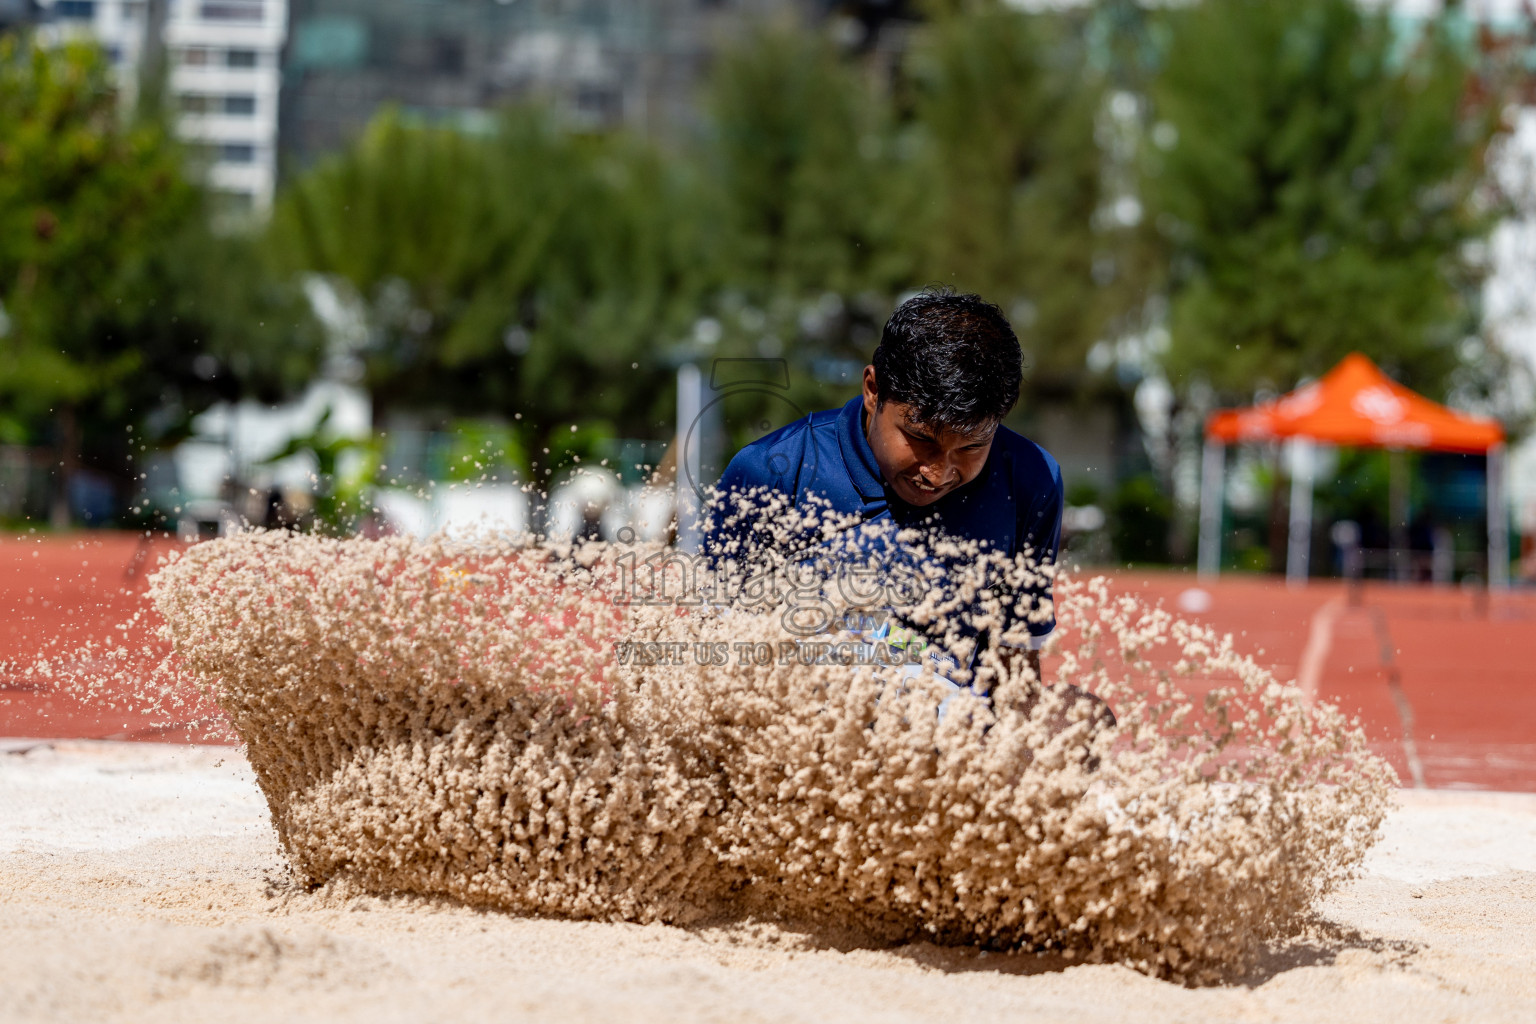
[1146,0,1509,400]
[903,3,1120,391]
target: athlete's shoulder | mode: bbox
[733,406,840,461]
[991,425,1062,495]
[719,406,840,489]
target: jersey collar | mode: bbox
[835,396,887,503]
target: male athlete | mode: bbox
[703,290,1093,713]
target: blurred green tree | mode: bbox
[1143,0,1517,570]
[905,2,1129,390]
[679,27,909,445]
[270,109,706,473]
[1146,0,1509,400]
[1109,471,1172,564]
[257,405,379,534]
[0,36,320,526]
[704,26,908,300]
[693,8,1131,436]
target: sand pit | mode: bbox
[8,527,1512,1018]
[137,532,1398,981]
[0,739,1532,1024]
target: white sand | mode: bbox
[1,741,1533,1024]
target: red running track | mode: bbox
[1086,571,1536,792]
[0,532,223,743]
[3,534,1533,790]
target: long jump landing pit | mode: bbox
[1,739,1533,1024]
[3,534,1536,1019]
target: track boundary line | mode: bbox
[1296,595,1343,706]
[1371,606,1427,789]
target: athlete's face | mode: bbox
[861,365,997,507]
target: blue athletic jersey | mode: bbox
[702,396,1063,648]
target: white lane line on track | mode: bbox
[1370,607,1427,790]
[1296,595,1343,706]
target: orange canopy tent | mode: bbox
[1197,354,1508,585]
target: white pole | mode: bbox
[675,363,704,552]
[1197,437,1224,579]
[1389,448,1409,582]
[1286,437,1314,587]
[1489,443,1509,588]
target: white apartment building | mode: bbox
[38,0,286,213]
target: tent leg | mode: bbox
[1286,438,1314,587]
[675,363,705,552]
[1489,443,1508,589]
[1389,448,1409,582]
[1198,439,1224,580]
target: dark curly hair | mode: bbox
[870,290,1023,431]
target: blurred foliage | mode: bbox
[258,405,379,534]
[441,420,529,482]
[4,0,1526,557]
[269,109,706,466]
[259,0,1521,439]
[1109,472,1172,564]
[0,39,186,432]
[256,0,1520,564]
[1316,447,1398,545]
[705,27,907,300]
[700,6,1138,398]
[0,36,321,518]
[544,421,619,478]
[684,26,905,451]
[264,5,1140,473]
[905,4,1130,388]
[1146,0,1511,401]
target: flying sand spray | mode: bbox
[144,494,1394,984]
